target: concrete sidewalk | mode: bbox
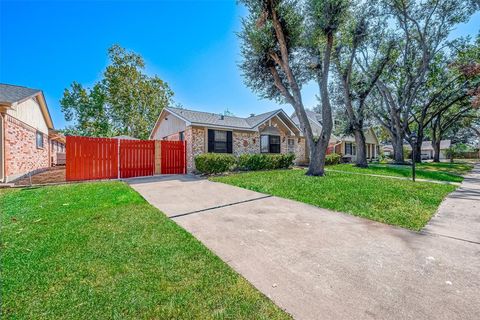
[128,174,480,320]
[422,163,480,243]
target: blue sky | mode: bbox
[0,1,479,129]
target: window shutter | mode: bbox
[208,129,214,152]
[226,131,233,153]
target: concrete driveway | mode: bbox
[128,174,480,320]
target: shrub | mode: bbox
[195,153,236,174]
[325,153,341,165]
[237,153,295,171]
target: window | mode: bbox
[213,130,227,153]
[208,129,232,153]
[345,142,356,156]
[260,135,269,153]
[345,142,352,155]
[260,135,281,153]
[287,138,295,153]
[179,131,184,141]
[36,131,44,149]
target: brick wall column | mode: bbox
[154,140,161,174]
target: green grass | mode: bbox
[416,162,474,175]
[327,162,473,182]
[211,169,456,231]
[0,182,289,320]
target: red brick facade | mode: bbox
[4,114,50,179]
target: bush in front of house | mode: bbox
[325,153,341,165]
[237,153,295,171]
[194,153,236,174]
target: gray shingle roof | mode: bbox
[166,107,283,129]
[0,83,41,104]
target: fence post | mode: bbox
[184,140,187,174]
[117,139,120,179]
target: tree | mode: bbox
[372,0,478,163]
[431,104,478,161]
[61,45,173,139]
[408,48,474,162]
[333,2,394,167]
[239,0,348,176]
[60,82,109,137]
[429,34,480,161]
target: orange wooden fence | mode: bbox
[161,140,186,174]
[120,140,155,178]
[66,136,186,181]
[66,136,118,181]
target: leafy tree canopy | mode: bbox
[61,45,173,139]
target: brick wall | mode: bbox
[232,131,260,156]
[164,132,181,141]
[4,115,49,181]
[186,126,205,173]
[186,125,307,173]
[295,137,308,165]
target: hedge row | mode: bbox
[194,153,295,174]
[325,153,341,165]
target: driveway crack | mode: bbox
[169,195,272,219]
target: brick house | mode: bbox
[150,107,307,173]
[0,84,66,183]
[291,110,380,162]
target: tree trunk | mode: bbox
[305,32,334,176]
[391,133,405,164]
[354,129,368,167]
[431,116,441,163]
[413,141,422,163]
[306,139,327,176]
[432,138,441,162]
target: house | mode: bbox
[383,140,451,160]
[113,135,139,140]
[290,110,380,162]
[150,107,306,173]
[0,84,66,182]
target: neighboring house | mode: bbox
[150,107,306,173]
[290,110,380,162]
[113,135,139,140]
[49,129,67,166]
[382,140,451,160]
[0,84,66,182]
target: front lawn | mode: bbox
[327,162,473,182]
[211,170,456,230]
[416,162,474,175]
[0,182,289,319]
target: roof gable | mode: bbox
[150,107,301,138]
[0,83,54,130]
[0,83,40,105]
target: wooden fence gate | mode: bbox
[161,140,186,174]
[66,136,186,181]
[120,140,155,178]
[66,136,118,181]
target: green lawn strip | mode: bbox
[0,182,290,320]
[328,163,470,182]
[416,162,474,175]
[211,170,456,231]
